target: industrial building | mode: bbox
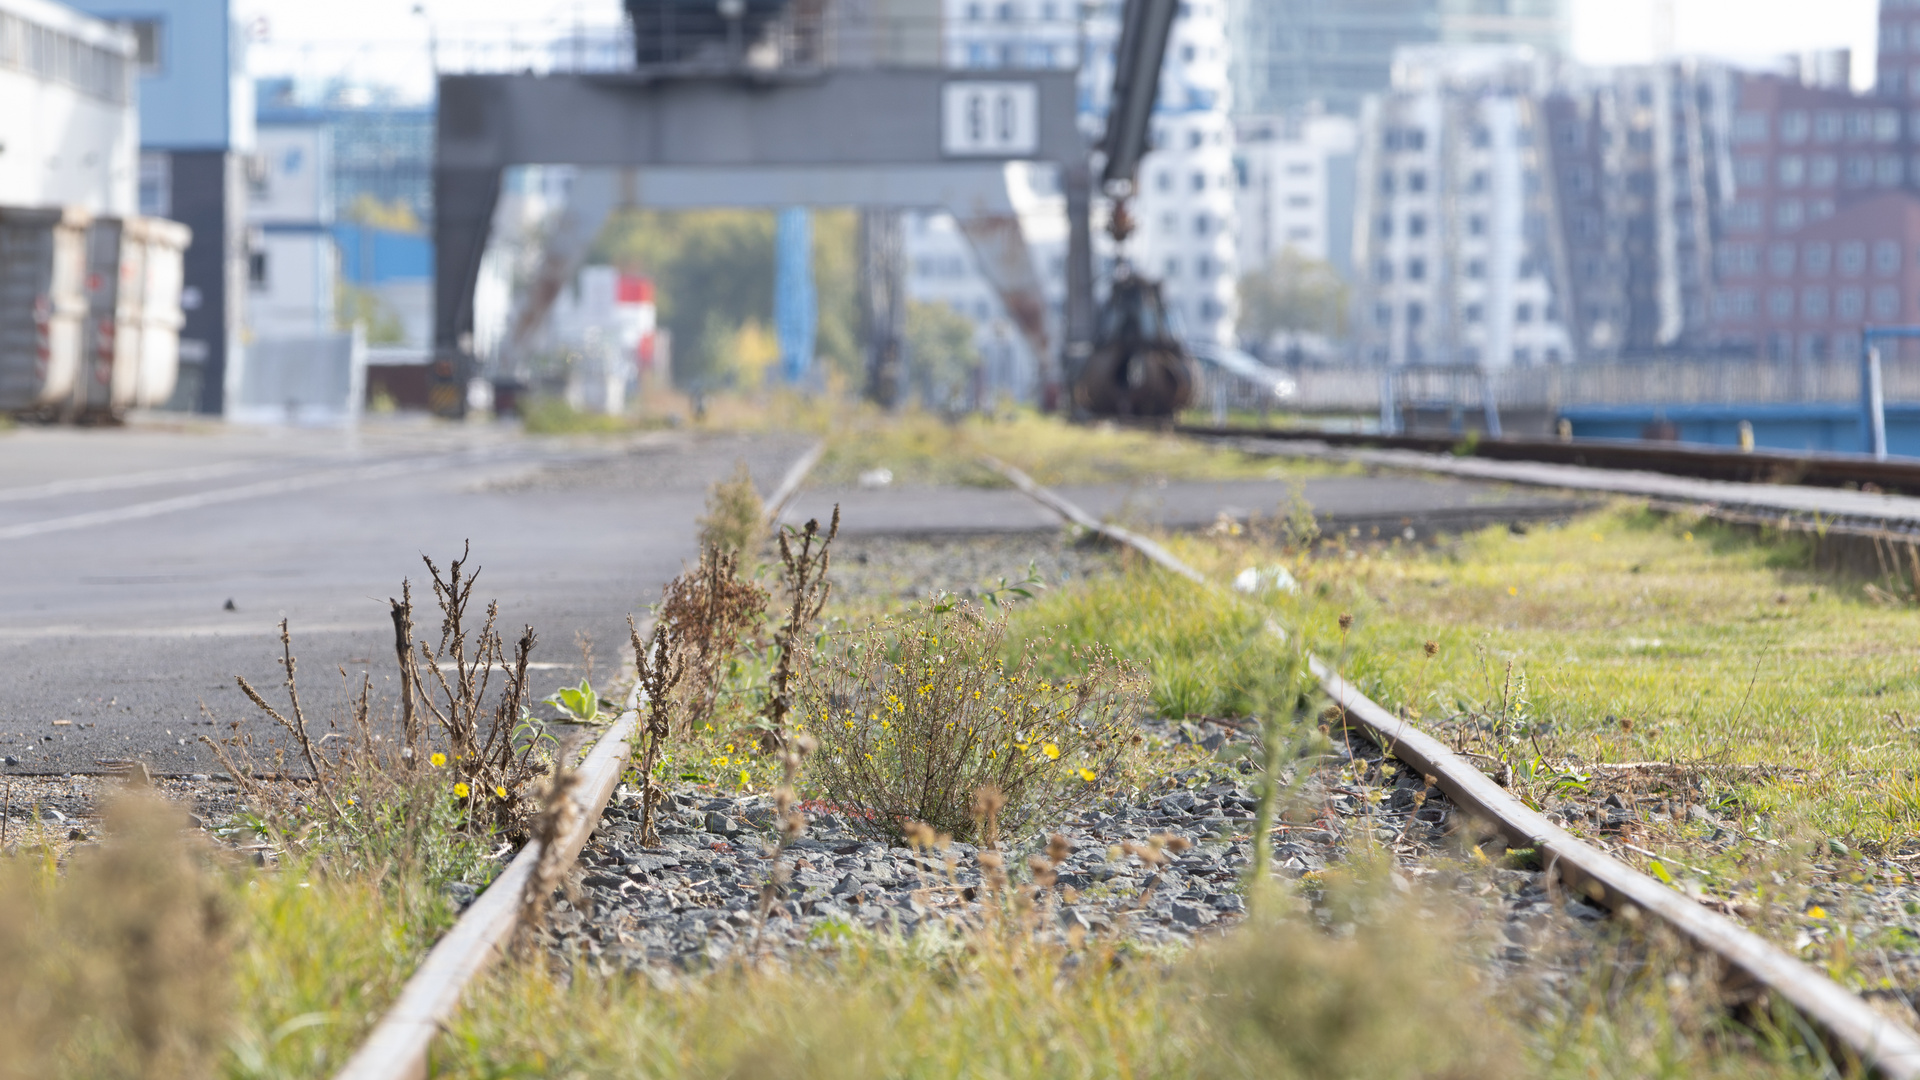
[68,0,252,415]
[0,0,136,214]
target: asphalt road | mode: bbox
[0,420,1585,777]
[0,420,812,776]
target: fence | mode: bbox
[1284,356,1913,416]
[227,331,367,427]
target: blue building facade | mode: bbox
[68,0,253,414]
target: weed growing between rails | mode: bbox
[206,545,558,857]
[698,460,766,557]
[657,544,767,734]
[802,599,1147,844]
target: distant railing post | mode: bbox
[1378,368,1397,435]
[1863,330,1889,460]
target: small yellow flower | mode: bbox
[1077,767,1096,782]
[1507,586,1518,596]
[739,769,751,787]
[453,782,470,798]
[1042,743,1060,760]
[1683,531,1694,542]
[430,752,447,768]
[493,785,508,799]
[1806,905,1827,920]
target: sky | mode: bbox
[239,0,1883,102]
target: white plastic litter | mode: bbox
[858,467,894,489]
[1233,565,1299,595]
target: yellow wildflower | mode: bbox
[453,782,470,798]
[430,752,446,768]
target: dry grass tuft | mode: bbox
[801,599,1147,843]
[658,544,768,733]
[0,792,231,1080]
[698,460,766,558]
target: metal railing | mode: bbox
[1281,356,1920,415]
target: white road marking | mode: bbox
[0,460,270,503]
[0,456,459,543]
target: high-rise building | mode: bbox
[1233,111,1359,278]
[0,0,136,215]
[1352,45,1575,367]
[1438,0,1569,54]
[1228,0,1441,118]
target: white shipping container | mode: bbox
[69,214,191,418]
[124,217,190,410]
[0,206,89,414]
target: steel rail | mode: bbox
[1180,422,1920,496]
[982,453,1920,1080]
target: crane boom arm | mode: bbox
[1098,0,1178,192]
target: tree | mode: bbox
[593,208,861,392]
[1237,250,1349,351]
[336,283,407,345]
[905,300,980,409]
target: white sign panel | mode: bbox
[942,81,1039,157]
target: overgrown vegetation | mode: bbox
[802,601,1147,843]
[438,864,1517,1080]
[695,461,765,558]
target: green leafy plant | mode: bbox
[543,679,601,723]
[800,600,1146,843]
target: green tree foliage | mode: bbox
[594,209,860,391]
[336,283,408,345]
[905,299,980,409]
[1236,250,1349,346]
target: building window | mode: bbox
[1840,241,1868,275]
[1805,242,1832,275]
[1408,214,1427,238]
[1878,109,1903,141]
[1875,286,1902,318]
[1811,155,1839,185]
[127,17,165,74]
[1716,289,1755,318]
[1374,303,1393,328]
[1718,244,1757,275]
[1515,302,1533,324]
[1465,258,1485,279]
[1847,110,1874,140]
[1464,303,1483,324]
[1774,200,1803,231]
[1195,255,1212,278]
[1376,214,1394,238]
[1845,155,1875,186]
[1375,259,1393,283]
[1733,111,1772,143]
[137,152,170,217]
[1838,287,1865,319]
[1469,170,1488,193]
[1406,170,1427,193]
[1406,301,1424,325]
[1769,243,1796,277]
[249,250,269,290]
[1164,258,1180,278]
[1877,240,1903,274]
[1815,111,1843,141]
[1802,288,1829,319]
[1467,214,1485,236]
[1735,156,1766,186]
[1778,156,1805,187]
[1406,130,1426,152]
[1811,198,1837,221]
[1190,171,1206,192]
[1768,288,1794,318]
[1406,258,1426,281]
[1725,201,1763,231]
[1156,171,1172,192]
[1379,172,1395,195]
[1880,155,1906,186]
[1193,213,1209,236]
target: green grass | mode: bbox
[810,409,1341,489]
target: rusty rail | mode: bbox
[982,453,1920,1080]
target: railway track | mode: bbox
[332,438,1920,1079]
[1179,423,1920,497]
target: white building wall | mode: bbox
[0,0,136,214]
[247,123,337,341]
[1234,113,1357,273]
[1355,45,1573,368]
